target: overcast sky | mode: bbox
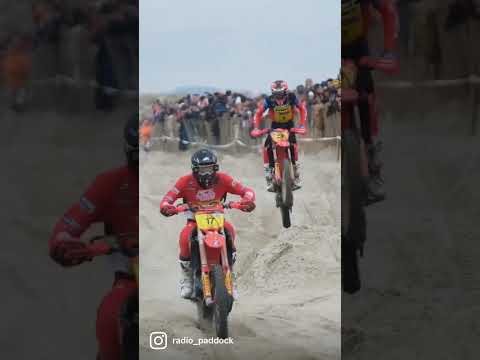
[140,0,339,93]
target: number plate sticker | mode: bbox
[195,213,225,230]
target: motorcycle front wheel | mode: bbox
[342,128,365,294]
[280,158,293,228]
[211,264,231,338]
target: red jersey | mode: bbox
[49,166,138,270]
[160,172,255,211]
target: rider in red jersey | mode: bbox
[160,149,255,299]
[342,0,399,203]
[252,80,307,191]
[49,115,139,360]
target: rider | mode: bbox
[342,0,398,203]
[252,80,307,192]
[160,149,256,299]
[49,115,139,360]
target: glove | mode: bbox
[239,200,255,212]
[50,235,90,267]
[382,51,396,60]
[250,128,261,137]
[160,203,177,217]
[296,125,306,135]
[379,52,399,73]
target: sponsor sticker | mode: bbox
[79,196,95,214]
[196,189,216,202]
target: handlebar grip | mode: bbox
[251,128,270,138]
[227,201,242,210]
[175,204,190,213]
[291,127,306,135]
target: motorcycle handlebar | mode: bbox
[175,201,242,213]
[342,89,359,104]
[358,56,399,74]
[80,234,138,258]
[250,127,306,138]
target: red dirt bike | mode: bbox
[66,234,139,359]
[175,202,242,338]
[341,56,398,294]
[251,127,306,228]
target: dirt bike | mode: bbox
[251,127,306,228]
[68,234,139,359]
[175,202,242,339]
[341,56,398,294]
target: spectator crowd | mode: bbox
[0,0,138,111]
[141,77,341,150]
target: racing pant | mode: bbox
[356,68,378,145]
[179,220,236,263]
[96,274,137,360]
[263,121,298,168]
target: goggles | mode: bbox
[194,164,218,176]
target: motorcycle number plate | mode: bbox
[195,213,224,231]
[271,131,289,143]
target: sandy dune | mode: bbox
[139,144,341,360]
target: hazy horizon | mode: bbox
[140,0,340,93]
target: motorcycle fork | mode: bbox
[198,231,233,302]
[198,231,213,304]
[275,145,292,181]
[220,239,233,296]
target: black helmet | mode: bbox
[296,84,305,95]
[191,149,219,189]
[124,114,139,169]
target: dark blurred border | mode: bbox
[1,1,138,359]
[342,1,480,358]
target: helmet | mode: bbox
[191,149,219,189]
[296,84,305,95]
[270,80,288,102]
[124,114,139,169]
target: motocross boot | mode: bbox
[179,260,193,299]
[264,165,275,192]
[231,271,238,300]
[293,163,302,190]
[365,142,385,205]
[364,176,385,206]
[367,141,383,175]
[230,250,238,299]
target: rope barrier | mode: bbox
[150,135,340,150]
[377,75,480,89]
[29,74,138,98]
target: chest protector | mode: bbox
[271,94,296,123]
[342,0,365,47]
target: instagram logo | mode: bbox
[150,332,168,350]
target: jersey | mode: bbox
[342,0,366,47]
[160,172,255,218]
[49,166,139,273]
[342,0,398,54]
[254,92,306,128]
